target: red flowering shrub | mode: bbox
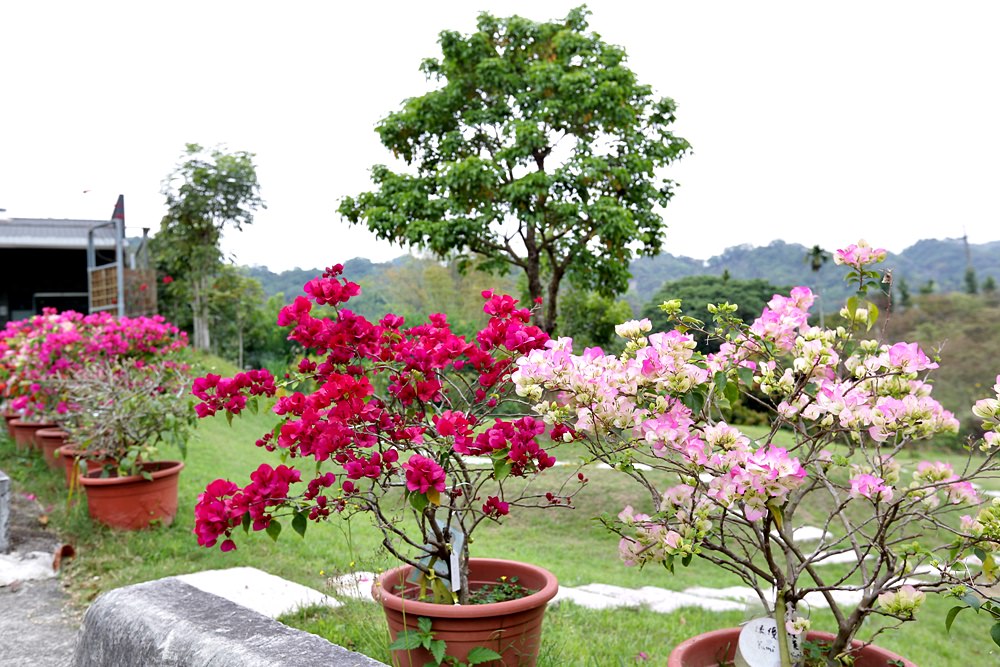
[192,264,586,604]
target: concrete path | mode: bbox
[0,490,80,667]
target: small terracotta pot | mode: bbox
[79,460,184,530]
[3,410,21,438]
[35,428,70,469]
[10,418,56,451]
[667,627,915,667]
[57,445,117,489]
[373,558,558,667]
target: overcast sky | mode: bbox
[2,1,998,272]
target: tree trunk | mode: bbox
[191,276,211,351]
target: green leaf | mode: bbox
[713,371,727,392]
[961,592,982,610]
[410,492,430,513]
[418,617,433,634]
[467,647,503,665]
[945,605,965,634]
[974,547,988,562]
[265,519,281,542]
[736,366,755,388]
[248,397,259,415]
[429,638,446,665]
[241,511,252,533]
[291,512,307,539]
[225,410,234,426]
[493,457,512,482]
[681,553,693,567]
[866,302,879,331]
[389,631,423,651]
[681,390,705,415]
[723,381,739,404]
[991,622,1000,648]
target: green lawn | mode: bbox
[2,372,998,665]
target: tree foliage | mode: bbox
[153,143,264,350]
[557,287,633,353]
[642,275,784,354]
[339,6,689,333]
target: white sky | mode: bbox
[2,1,998,272]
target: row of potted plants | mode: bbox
[1,310,195,530]
[189,246,1000,666]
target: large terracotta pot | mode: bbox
[667,627,915,667]
[78,460,184,530]
[373,558,558,667]
[57,445,118,489]
[35,428,70,469]
[10,418,56,450]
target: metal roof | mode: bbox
[0,218,118,249]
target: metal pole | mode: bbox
[116,213,125,317]
[110,195,127,317]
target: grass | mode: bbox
[2,365,999,665]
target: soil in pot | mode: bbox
[373,558,559,667]
[35,428,70,469]
[667,627,916,667]
[79,460,184,530]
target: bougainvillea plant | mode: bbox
[192,264,584,604]
[0,310,188,422]
[513,241,1000,665]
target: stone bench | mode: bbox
[73,576,387,667]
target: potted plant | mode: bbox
[513,241,1000,666]
[58,358,196,530]
[0,310,189,458]
[192,264,578,666]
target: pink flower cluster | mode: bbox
[0,309,187,419]
[192,370,277,417]
[193,263,559,553]
[833,240,888,270]
[513,274,973,570]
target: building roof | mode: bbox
[0,218,118,250]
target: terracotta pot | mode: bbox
[667,627,915,667]
[57,445,118,489]
[10,418,56,450]
[3,410,20,438]
[35,428,70,469]
[79,460,184,530]
[373,558,558,667]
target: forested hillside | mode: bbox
[248,237,1000,317]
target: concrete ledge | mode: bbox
[0,469,9,553]
[73,577,386,667]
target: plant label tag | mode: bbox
[734,617,802,667]
[450,550,460,593]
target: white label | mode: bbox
[450,550,461,594]
[736,617,802,667]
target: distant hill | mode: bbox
[245,238,1000,314]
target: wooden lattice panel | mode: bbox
[89,265,119,311]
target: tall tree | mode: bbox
[804,244,831,325]
[339,6,689,333]
[804,244,831,273]
[154,144,264,350]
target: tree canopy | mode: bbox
[339,6,689,332]
[153,143,264,350]
[642,275,784,354]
